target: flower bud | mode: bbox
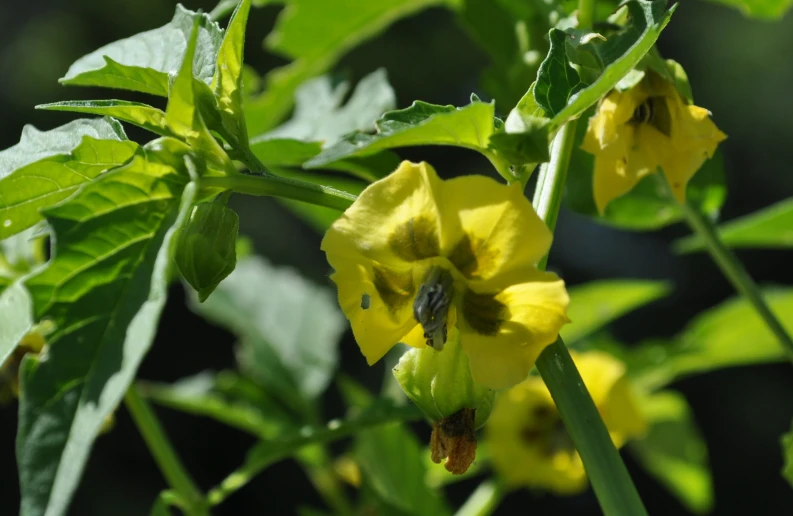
[175,203,239,302]
[393,330,494,474]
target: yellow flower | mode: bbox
[581,71,727,213]
[486,350,647,493]
[321,161,569,390]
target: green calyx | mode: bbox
[393,332,494,429]
[175,202,239,302]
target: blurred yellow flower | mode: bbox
[322,161,569,390]
[581,71,726,213]
[486,350,647,493]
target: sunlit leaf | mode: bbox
[61,5,223,96]
[37,101,171,137]
[190,256,346,413]
[0,118,136,240]
[562,280,671,343]
[306,99,496,168]
[703,0,793,19]
[0,281,33,367]
[245,0,461,135]
[675,198,793,253]
[534,28,584,117]
[212,0,253,147]
[548,0,675,129]
[630,390,713,514]
[17,139,196,516]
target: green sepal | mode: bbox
[393,334,494,429]
[175,203,239,302]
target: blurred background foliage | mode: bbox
[1,0,792,514]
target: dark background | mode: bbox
[1,0,793,514]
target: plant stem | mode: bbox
[453,479,505,516]
[667,179,793,361]
[209,0,239,21]
[124,385,207,516]
[201,172,356,212]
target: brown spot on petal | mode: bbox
[430,408,478,475]
[447,234,499,280]
[373,266,414,313]
[388,217,440,262]
[461,289,507,336]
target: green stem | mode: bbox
[209,0,239,21]
[200,172,356,212]
[124,385,208,516]
[453,479,505,516]
[668,179,793,361]
[297,447,355,516]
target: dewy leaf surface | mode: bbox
[305,100,495,168]
[61,5,223,96]
[675,198,793,253]
[245,0,460,135]
[191,256,346,407]
[0,118,137,240]
[37,101,171,138]
[17,139,196,516]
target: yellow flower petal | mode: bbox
[322,161,444,269]
[458,270,569,390]
[330,259,422,364]
[437,174,553,281]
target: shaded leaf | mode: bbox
[61,5,223,95]
[783,419,793,489]
[0,118,136,240]
[306,100,496,168]
[356,423,449,516]
[207,399,423,506]
[675,198,793,253]
[17,139,196,516]
[191,256,346,410]
[534,29,584,117]
[38,100,171,137]
[245,0,461,135]
[630,391,713,514]
[260,69,396,147]
[562,280,671,343]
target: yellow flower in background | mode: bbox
[581,71,727,213]
[486,350,647,493]
[322,161,569,390]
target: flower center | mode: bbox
[413,267,454,350]
[520,404,575,456]
[630,96,672,137]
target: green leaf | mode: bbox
[259,69,396,146]
[566,120,726,230]
[37,101,171,137]
[245,0,461,135]
[782,419,793,489]
[548,0,675,128]
[0,281,33,366]
[61,5,223,96]
[141,371,294,439]
[206,399,423,506]
[487,117,550,166]
[561,280,671,343]
[703,0,793,19]
[675,198,793,253]
[17,138,196,516]
[0,118,137,240]
[601,288,793,390]
[190,256,346,410]
[630,391,713,514]
[1,227,46,274]
[356,423,449,516]
[305,100,496,168]
[534,28,584,117]
[212,0,253,147]
[166,15,232,173]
